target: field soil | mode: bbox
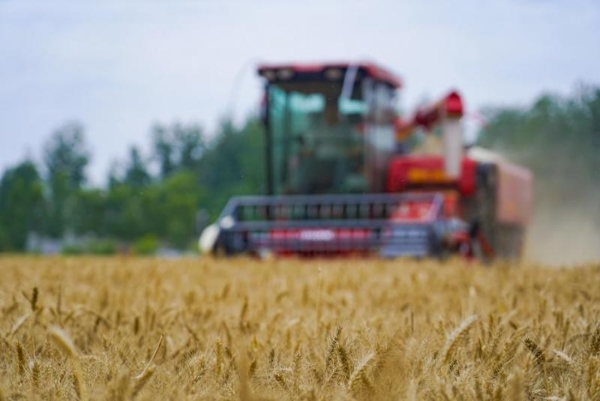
[0,256,599,400]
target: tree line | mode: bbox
[1,84,598,254]
[0,118,265,253]
[477,84,600,205]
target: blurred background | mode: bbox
[0,0,599,263]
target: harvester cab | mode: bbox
[258,63,402,196]
[200,62,532,259]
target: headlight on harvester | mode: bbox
[219,215,235,229]
[199,224,220,254]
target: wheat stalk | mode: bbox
[9,314,30,337]
[215,339,223,378]
[31,359,40,389]
[347,352,375,393]
[552,350,574,367]
[1,255,599,399]
[524,338,545,366]
[590,325,600,356]
[132,365,155,398]
[325,326,341,371]
[337,344,351,380]
[16,343,26,376]
[441,315,478,367]
[48,326,87,401]
[111,369,130,401]
[137,334,164,379]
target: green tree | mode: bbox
[151,124,175,179]
[477,86,600,195]
[42,122,90,238]
[151,122,206,179]
[198,118,265,218]
[104,184,145,241]
[70,188,106,236]
[161,171,204,249]
[44,122,89,189]
[0,161,45,251]
[173,123,205,171]
[124,145,151,188]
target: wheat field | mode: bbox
[0,256,599,400]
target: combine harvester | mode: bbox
[200,62,532,259]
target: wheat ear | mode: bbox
[441,315,478,367]
[348,352,375,393]
[48,326,87,401]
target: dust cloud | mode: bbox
[525,195,600,267]
[487,147,600,267]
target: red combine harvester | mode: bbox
[200,62,532,259]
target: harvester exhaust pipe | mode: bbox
[441,91,464,179]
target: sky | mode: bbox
[1,0,599,184]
